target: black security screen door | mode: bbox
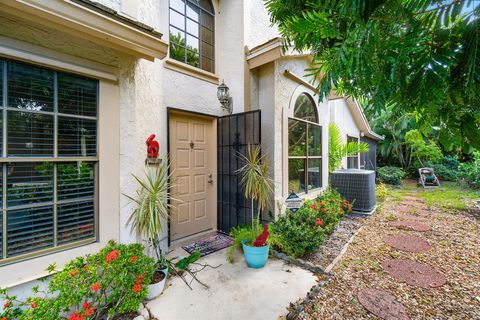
[217,110,261,234]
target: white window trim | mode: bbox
[283,85,328,199]
[165,0,219,83]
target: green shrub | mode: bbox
[269,205,325,258]
[1,240,156,320]
[443,155,460,172]
[377,166,405,185]
[432,163,457,181]
[459,151,480,189]
[270,189,350,258]
[376,182,389,201]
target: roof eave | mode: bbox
[1,0,168,61]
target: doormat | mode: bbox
[182,234,233,257]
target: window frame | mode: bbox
[288,93,322,194]
[346,135,359,169]
[168,0,215,73]
[0,59,99,265]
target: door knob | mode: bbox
[207,173,213,184]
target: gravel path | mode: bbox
[287,186,480,320]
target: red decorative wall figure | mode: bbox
[146,134,159,158]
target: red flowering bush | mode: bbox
[270,188,351,258]
[0,240,155,319]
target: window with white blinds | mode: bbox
[0,59,98,264]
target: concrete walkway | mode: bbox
[147,248,317,320]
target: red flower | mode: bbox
[132,283,143,293]
[68,269,79,277]
[345,201,350,206]
[84,307,95,316]
[321,208,327,213]
[69,311,85,320]
[31,302,37,309]
[130,256,138,263]
[82,301,95,316]
[3,300,10,308]
[319,201,325,207]
[135,275,145,284]
[105,250,119,263]
[316,218,324,226]
[82,301,91,310]
[90,282,101,292]
[1,317,7,320]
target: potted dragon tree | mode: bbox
[125,160,174,299]
[227,144,274,268]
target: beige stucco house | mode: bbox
[0,0,381,297]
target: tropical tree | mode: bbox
[328,123,369,172]
[266,0,480,152]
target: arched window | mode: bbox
[169,0,215,73]
[288,93,322,193]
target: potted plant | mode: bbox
[228,145,273,268]
[125,160,174,299]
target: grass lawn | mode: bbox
[386,180,480,211]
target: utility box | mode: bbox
[331,169,376,213]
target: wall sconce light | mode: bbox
[217,80,232,114]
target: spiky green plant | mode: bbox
[236,145,274,230]
[125,160,174,263]
[329,123,369,173]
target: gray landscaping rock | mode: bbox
[139,307,150,319]
[133,316,145,320]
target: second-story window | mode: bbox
[169,0,215,73]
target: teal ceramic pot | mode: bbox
[242,240,269,268]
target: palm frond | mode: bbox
[124,160,174,243]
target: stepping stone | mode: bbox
[395,214,430,222]
[388,220,431,232]
[384,235,431,252]
[357,288,409,320]
[381,259,447,288]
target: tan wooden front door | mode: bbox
[169,112,216,241]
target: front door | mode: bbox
[169,112,216,241]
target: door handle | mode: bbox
[207,173,213,184]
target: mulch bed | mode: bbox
[388,220,431,232]
[381,258,447,288]
[357,288,410,320]
[394,214,430,221]
[383,235,431,253]
[286,185,480,319]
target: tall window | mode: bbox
[347,136,359,169]
[288,93,322,194]
[169,0,215,73]
[0,59,97,264]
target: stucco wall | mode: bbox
[329,99,361,168]
[245,0,280,49]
